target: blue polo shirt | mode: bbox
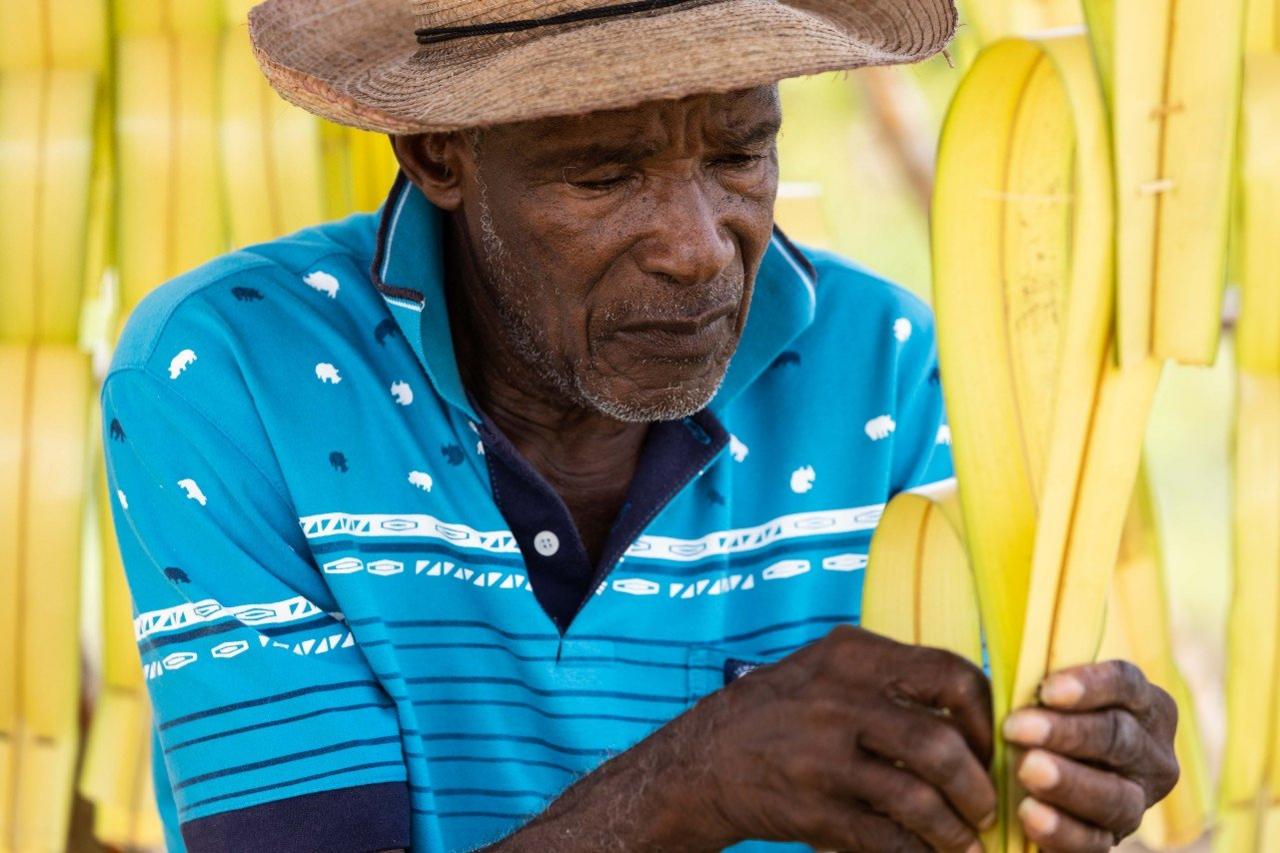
[101,173,954,853]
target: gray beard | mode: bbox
[474,176,726,424]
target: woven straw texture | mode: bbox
[248,0,956,133]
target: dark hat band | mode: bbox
[416,0,724,44]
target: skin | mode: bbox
[387,88,1179,851]
[393,87,779,565]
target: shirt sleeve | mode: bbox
[101,365,411,853]
[887,299,955,496]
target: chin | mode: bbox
[578,369,728,423]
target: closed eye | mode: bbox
[570,174,631,191]
[710,153,767,170]
[562,163,637,193]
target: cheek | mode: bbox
[560,301,598,364]
[714,165,778,260]
[513,279,588,363]
[523,199,629,289]
[489,208,612,354]
[529,220,635,353]
[741,184,781,250]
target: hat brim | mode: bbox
[249,0,955,134]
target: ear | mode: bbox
[392,132,471,211]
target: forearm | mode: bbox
[478,704,733,853]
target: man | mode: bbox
[102,1,1179,851]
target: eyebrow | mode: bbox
[712,118,783,150]
[546,137,669,169]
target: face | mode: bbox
[419,86,781,422]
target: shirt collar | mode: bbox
[368,171,817,419]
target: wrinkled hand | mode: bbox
[1003,660,1180,852]
[683,625,997,852]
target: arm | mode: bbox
[479,625,997,853]
[102,363,411,852]
[475,718,720,852]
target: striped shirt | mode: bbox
[101,173,954,852]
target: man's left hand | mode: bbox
[1002,660,1180,853]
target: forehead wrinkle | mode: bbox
[711,91,783,142]
[508,127,661,172]
[506,86,782,173]
[711,117,783,149]
[505,103,670,169]
[535,136,669,169]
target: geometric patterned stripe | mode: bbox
[625,481,955,564]
[134,594,333,641]
[140,628,358,682]
[297,512,522,553]
[296,502,888,562]
[296,479,954,564]
[621,504,884,562]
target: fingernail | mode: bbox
[1040,674,1084,707]
[1018,750,1060,791]
[966,841,984,853]
[978,810,997,831]
[1003,710,1052,745]
[1018,797,1059,835]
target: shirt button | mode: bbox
[533,530,560,557]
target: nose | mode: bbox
[634,175,737,287]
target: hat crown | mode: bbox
[252,0,956,135]
[413,0,631,29]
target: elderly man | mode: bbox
[101,1,1178,851]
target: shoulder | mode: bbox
[99,213,382,505]
[108,211,382,381]
[803,245,936,338]
[778,244,938,372]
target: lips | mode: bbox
[614,310,734,361]
[620,304,736,336]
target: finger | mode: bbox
[858,702,998,831]
[1039,661,1173,727]
[879,643,995,763]
[809,806,932,853]
[1016,749,1145,837]
[850,756,982,852]
[1003,707,1153,772]
[1017,797,1115,853]
[822,628,994,762]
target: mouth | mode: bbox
[619,304,736,336]
[614,309,735,362]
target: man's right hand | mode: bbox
[676,624,996,852]
[484,624,995,853]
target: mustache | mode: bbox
[598,270,747,328]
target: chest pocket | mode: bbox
[685,647,774,703]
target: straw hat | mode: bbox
[248,0,957,134]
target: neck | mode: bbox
[443,212,649,501]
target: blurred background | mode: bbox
[0,0,1262,850]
